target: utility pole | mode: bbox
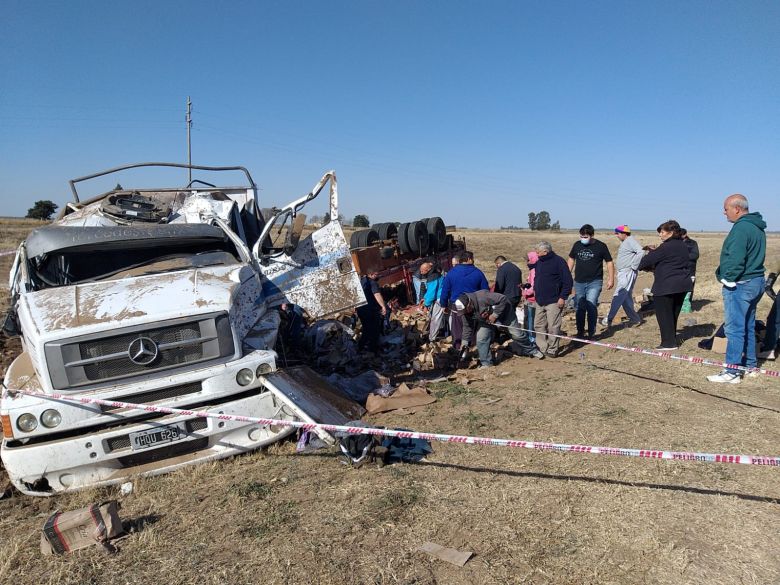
[186,96,192,184]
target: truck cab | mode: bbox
[1,163,365,495]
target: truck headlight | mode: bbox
[16,413,38,433]
[41,409,62,428]
[256,363,273,376]
[236,368,254,387]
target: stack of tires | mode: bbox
[350,217,449,257]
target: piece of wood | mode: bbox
[418,542,473,566]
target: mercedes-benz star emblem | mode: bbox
[127,336,159,366]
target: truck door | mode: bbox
[253,172,365,319]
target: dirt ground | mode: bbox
[2,222,780,585]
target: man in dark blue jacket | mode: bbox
[532,241,573,356]
[439,251,489,350]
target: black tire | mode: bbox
[398,222,413,255]
[426,216,446,252]
[406,221,429,256]
[376,222,398,240]
[349,230,362,249]
[350,229,379,249]
[444,233,454,250]
[358,229,380,247]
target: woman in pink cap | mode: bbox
[522,251,539,343]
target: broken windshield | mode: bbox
[28,240,241,290]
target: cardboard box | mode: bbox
[711,336,727,354]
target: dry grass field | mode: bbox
[1,220,780,585]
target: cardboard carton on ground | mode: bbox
[711,336,727,354]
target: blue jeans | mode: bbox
[412,276,423,304]
[575,279,602,336]
[525,304,536,342]
[475,316,537,366]
[723,276,764,373]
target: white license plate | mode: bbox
[129,422,188,451]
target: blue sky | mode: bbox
[1,1,778,230]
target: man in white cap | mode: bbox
[454,290,544,368]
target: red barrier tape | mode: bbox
[494,322,780,379]
[8,389,780,468]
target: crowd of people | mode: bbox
[355,193,779,384]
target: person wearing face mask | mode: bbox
[567,224,615,339]
[637,220,692,351]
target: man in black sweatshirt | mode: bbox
[493,255,522,306]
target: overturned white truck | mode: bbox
[1,163,366,495]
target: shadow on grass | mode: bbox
[420,460,780,505]
[292,450,780,505]
[587,363,780,415]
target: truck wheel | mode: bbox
[406,221,429,256]
[426,217,446,252]
[358,229,380,248]
[398,222,412,254]
[375,222,397,240]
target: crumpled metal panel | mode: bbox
[258,220,366,319]
[169,193,237,224]
[262,365,366,444]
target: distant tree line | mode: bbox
[528,211,560,231]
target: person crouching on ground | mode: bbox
[637,220,692,351]
[532,241,573,357]
[453,290,544,368]
[759,259,779,360]
[357,271,387,354]
[602,225,644,330]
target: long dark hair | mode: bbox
[656,219,683,239]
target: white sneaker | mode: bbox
[706,371,742,384]
[600,317,610,327]
[758,349,776,360]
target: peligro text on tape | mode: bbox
[489,321,780,378]
[8,388,780,468]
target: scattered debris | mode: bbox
[119,482,133,497]
[365,384,437,415]
[41,501,123,555]
[418,542,474,566]
[325,370,393,403]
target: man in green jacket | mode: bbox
[707,194,767,384]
